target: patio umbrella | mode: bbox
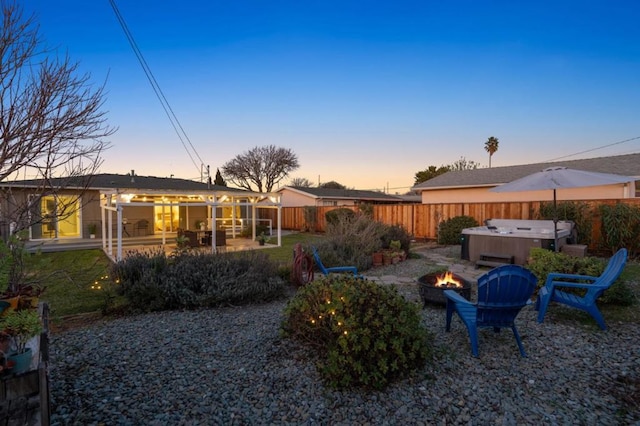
[490,167,635,251]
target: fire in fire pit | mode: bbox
[417,271,472,306]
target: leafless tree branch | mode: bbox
[222,145,299,192]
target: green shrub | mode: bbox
[437,215,478,245]
[111,250,286,312]
[302,206,318,232]
[358,203,374,218]
[380,224,411,253]
[325,208,356,225]
[527,248,634,306]
[526,248,605,287]
[538,201,593,245]
[281,275,431,389]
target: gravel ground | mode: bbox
[49,248,640,425]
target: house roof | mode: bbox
[412,153,640,191]
[1,173,240,192]
[280,186,403,202]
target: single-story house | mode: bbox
[277,186,405,207]
[412,153,640,204]
[0,171,281,260]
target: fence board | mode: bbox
[269,199,640,246]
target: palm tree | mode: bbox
[484,136,499,168]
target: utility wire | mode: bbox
[544,136,640,162]
[108,0,205,175]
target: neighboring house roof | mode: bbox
[1,173,240,192]
[412,153,640,191]
[279,186,403,202]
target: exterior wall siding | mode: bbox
[421,185,630,204]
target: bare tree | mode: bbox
[289,177,314,188]
[449,156,481,171]
[222,145,299,192]
[0,1,114,233]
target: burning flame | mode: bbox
[435,271,462,288]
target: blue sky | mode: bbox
[23,1,640,192]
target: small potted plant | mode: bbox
[257,232,270,246]
[389,240,404,263]
[1,309,43,375]
[88,223,98,238]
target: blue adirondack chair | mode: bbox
[312,247,361,278]
[445,264,537,357]
[535,248,627,330]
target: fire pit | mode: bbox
[418,271,472,306]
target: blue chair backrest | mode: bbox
[312,247,329,275]
[476,265,538,327]
[584,248,627,303]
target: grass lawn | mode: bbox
[262,232,324,263]
[28,249,117,323]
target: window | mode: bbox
[29,195,81,239]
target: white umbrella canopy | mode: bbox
[490,166,636,251]
[490,166,635,193]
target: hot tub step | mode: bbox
[476,253,514,268]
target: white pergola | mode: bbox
[99,188,282,261]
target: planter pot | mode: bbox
[8,348,33,375]
[372,252,383,266]
[259,240,265,246]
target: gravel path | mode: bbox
[50,248,640,425]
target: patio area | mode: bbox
[24,232,278,257]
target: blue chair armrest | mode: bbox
[444,289,472,306]
[546,272,598,283]
[325,266,359,275]
[547,280,603,290]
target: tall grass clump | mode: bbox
[599,203,640,256]
[281,275,431,390]
[312,213,412,271]
[111,249,286,312]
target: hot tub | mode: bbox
[460,219,573,266]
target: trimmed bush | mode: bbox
[281,275,431,389]
[437,215,478,245]
[325,208,355,225]
[111,250,286,312]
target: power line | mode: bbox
[108,0,205,175]
[544,136,640,162]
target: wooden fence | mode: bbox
[262,199,640,244]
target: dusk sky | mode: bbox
[23,1,640,193]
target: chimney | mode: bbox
[130,169,135,183]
